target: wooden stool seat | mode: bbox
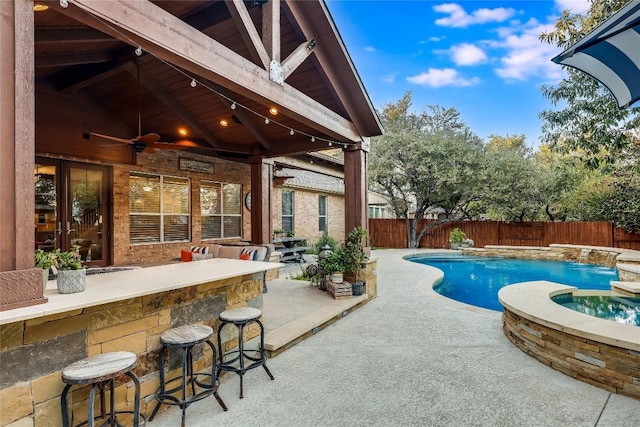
[62,351,137,384]
[160,324,213,346]
[219,307,261,323]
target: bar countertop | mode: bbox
[0,259,281,325]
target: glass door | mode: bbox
[35,158,110,266]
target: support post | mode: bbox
[0,0,35,271]
[250,157,274,245]
[343,139,369,236]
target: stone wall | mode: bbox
[463,246,619,268]
[0,272,263,426]
[503,308,640,400]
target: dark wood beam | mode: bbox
[35,27,114,44]
[36,52,111,68]
[282,39,315,80]
[51,0,361,142]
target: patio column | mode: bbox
[343,139,369,235]
[249,157,274,245]
[0,0,35,271]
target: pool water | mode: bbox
[406,253,618,311]
[552,294,640,326]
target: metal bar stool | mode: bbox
[149,324,227,427]
[217,307,274,398]
[61,351,143,427]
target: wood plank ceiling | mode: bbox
[34,0,379,161]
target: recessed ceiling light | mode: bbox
[219,119,229,127]
[178,128,188,136]
[268,107,278,116]
[33,4,49,11]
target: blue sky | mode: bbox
[326,0,591,149]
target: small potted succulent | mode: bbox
[35,248,56,292]
[449,228,466,250]
[52,245,87,294]
[319,248,348,284]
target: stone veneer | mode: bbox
[503,308,640,400]
[0,272,263,426]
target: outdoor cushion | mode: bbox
[239,253,250,260]
[240,248,259,261]
[180,250,192,262]
[217,246,244,259]
[192,253,213,261]
[190,245,209,254]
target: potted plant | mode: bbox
[449,228,466,250]
[319,248,348,284]
[52,245,87,294]
[34,249,56,292]
[344,227,370,296]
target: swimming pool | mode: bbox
[406,253,618,311]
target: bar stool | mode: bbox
[61,351,142,427]
[217,307,274,398]
[149,324,227,427]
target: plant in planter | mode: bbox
[52,245,87,294]
[319,248,348,284]
[34,249,56,292]
[449,228,466,250]
[344,227,370,296]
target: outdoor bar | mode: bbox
[0,260,280,425]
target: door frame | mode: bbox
[35,157,112,266]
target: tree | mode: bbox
[539,0,640,168]
[369,92,487,248]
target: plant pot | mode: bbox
[331,272,344,283]
[450,242,460,250]
[42,268,49,293]
[57,269,87,294]
[352,281,364,296]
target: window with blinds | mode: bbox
[201,181,242,239]
[282,190,294,232]
[129,173,190,244]
[318,195,327,232]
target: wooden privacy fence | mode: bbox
[368,219,640,250]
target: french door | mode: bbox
[34,158,111,266]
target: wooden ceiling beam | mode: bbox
[262,0,281,63]
[52,0,361,142]
[225,0,270,69]
[281,39,315,80]
[125,66,224,150]
[36,52,111,68]
[35,27,114,44]
[56,50,138,92]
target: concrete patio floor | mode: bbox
[150,249,640,426]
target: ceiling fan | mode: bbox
[84,63,192,154]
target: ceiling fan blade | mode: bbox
[143,145,156,154]
[88,132,133,144]
[137,133,161,145]
[151,142,190,150]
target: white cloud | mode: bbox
[450,43,487,66]
[382,73,397,83]
[434,3,517,28]
[422,36,445,43]
[364,46,376,52]
[493,19,564,81]
[554,0,590,14]
[407,68,480,87]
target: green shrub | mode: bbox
[312,231,338,254]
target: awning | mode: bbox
[552,1,640,109]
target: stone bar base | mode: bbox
[502,308,640,400]
[0,271,264,426]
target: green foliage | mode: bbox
[51,245,84,271]
[449,228,466,244]
[319,248,349,273]
[34,249,55,269]
[343,227,369,282]
[539,0,640,167]
[369,91,488,247]
[312,231,338,254]
[599,169,640,234]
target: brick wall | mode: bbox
[0,272,264,426]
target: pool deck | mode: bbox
[150,249,640,426]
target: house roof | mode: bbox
[34,0,382,161]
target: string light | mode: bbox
[73,7,358,150]
[59,0,69,8]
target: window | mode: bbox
[201,181,242,239]
[318,195,327,232]
[129,173,190,244]
[282,190,294,233]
